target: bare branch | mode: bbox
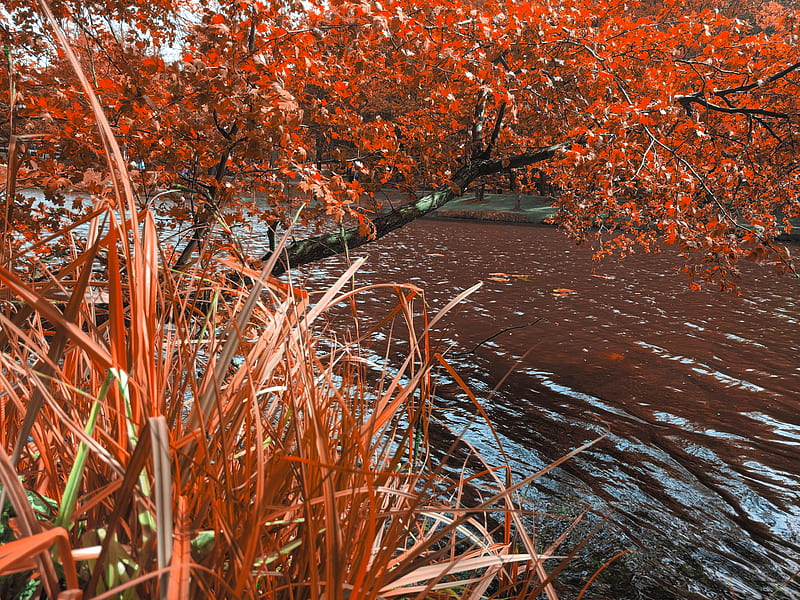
[470,88,491,159]
[481,102,507,160]
[714,61,800,98]
[676,92,789,119]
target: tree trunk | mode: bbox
[536,170,550,197]
[510,170,521,211]
[475,183,486,203]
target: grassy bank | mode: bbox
[430,193,556,224]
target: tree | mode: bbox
[3,0,800,289]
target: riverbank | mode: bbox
[429,192,556,224]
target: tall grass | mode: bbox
[0,2,604,598]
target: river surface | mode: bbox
[271,217,800,599]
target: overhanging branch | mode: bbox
[265,143,567,274]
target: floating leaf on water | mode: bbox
[486,276,508,282]
[552,288,577,294]
[426,253,445,257]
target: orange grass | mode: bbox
[0,2,609,598]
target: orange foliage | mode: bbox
[2,0,800,286]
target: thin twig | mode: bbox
[466,318,541,354]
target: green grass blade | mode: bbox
[54,370,116,530]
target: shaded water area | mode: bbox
[280,217,800,599]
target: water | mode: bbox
[282,217,800,599]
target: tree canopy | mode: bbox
[3,0,800,288]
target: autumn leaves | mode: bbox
[3,0,799,286]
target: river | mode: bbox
[272,216,800,599]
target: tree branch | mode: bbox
[470,87,491,158]
[173,137,243,268]
[676,92,789,119]
[481,102,507,159]
[714,61,800,98]
[265,143,567,274]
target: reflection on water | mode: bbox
[284,217,800,599]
